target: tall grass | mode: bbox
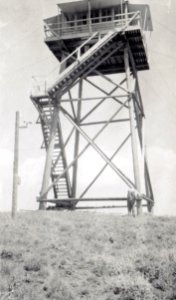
[0,212,176,299]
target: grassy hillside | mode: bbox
[0,212,176,300]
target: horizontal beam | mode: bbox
[60,106,134,188]
[80,119,130,126]
[75,205,148,210]
[80,133,131,198]
[94,71,129,94]
[61,95,127,102]
[39,99,130,199]
[38,197,128,202]
[85,78,129,110]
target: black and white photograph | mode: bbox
[0,0,176,299]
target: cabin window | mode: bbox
[115,5,122,15]
[64,14,75,28]
[102,8,112,22]
[77,12,87,26]
[91,10,99,23]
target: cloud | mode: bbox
[148,146,176,216]
[0,148,13,211]
[0,148,45,212]
[0,21,8,30]
[77,145,176,215]
[19,156,45,210]
[0,144,175,215]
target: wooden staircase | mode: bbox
[33,97,72,200]
[48,29,125,98]
[47,16,148,99]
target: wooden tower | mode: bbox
[31,0,154,215]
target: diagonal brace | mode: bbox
[80,133,131,198]
[60,106,134,188]
[40,99,132,198]
[94,70,129,94]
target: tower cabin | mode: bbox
[44,0,153,75]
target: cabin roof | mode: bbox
[56,1,153,31]
[57,0,124,13]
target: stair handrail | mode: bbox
[45,11,140,36]
[59,11,140,72]
[60,31,99,69]
[47,11,140,93]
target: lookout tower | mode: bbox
[31,0,154,215]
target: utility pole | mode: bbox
[12,113,32,218]
[12,111,20,219]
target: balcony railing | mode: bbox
[44,11,141,39]
[31,11,143,98]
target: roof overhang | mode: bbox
[56,0,153,31]
[129,4,153,31]
[57,0,124,13]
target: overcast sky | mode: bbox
[0,0,176,215]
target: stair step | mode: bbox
[47,30,122,101]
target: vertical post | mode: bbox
[124,47,142,215]
[12,112,20,219]
[74,14,77,32]
[57,116,72,198]
[99,9,102,23]
[72,80,83,197]
[144,145,154,214]
[88,0,92,35]
[112,7,115,29]
[59,13,62,37]
[112,7,115,21]
[141,117,145,191]
[39,107,58,210]
[60,53,67,73]
[124,0,129,25]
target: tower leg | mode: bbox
[72,80,83,197]
[124,47,142,216]
[144,146,154,214]
[39,107,58,210]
